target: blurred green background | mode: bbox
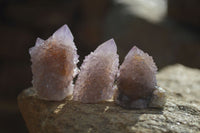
[0,0,199,132]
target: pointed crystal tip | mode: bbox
[130,46,144,55]
[132,46,138,51]
[95,38,117,54]
[126,45,157,73]
[35,37,44,46]
[107,38,117,50]
[52,24,74,41]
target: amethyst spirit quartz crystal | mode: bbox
[73,39,119,103]
[29,23,165,108]
[115,46,166,109]
[29,25,79,101]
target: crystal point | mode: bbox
[116,46,158,109]
[35,37,44,46]
[73,39,119,103]
[29,24,79,101]
[126,46,157,74]
[52,24,74,43]
[94,38,117,54]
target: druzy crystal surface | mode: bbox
[116,46,159,109]
[29,25,79,101]
[73,39,119,103]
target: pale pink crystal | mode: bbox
[73,39,119,103]
[116,46,158,109]
[29,24,79,101]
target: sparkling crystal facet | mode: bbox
[73,39,119,103]
[35,37,44,46]
[116,46,158,109]
[29,24,79,101]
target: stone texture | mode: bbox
[29,25,79,101]
[18,64,200,133]
[115,46,161,109]
[73,39,119,103]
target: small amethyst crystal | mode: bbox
[29,25,79,101]
[73,39,119,103]
[115,46,165,109]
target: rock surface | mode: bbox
[18,64,200,133]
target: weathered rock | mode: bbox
[18,64,200,133]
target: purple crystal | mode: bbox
[115,46,158,109]
[35,37,44,46]
[29,24,79,101]
[73,39,119,103]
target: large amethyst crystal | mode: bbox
[29,25,79,101]
[73,39,119,103]
[115,46,162,109]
